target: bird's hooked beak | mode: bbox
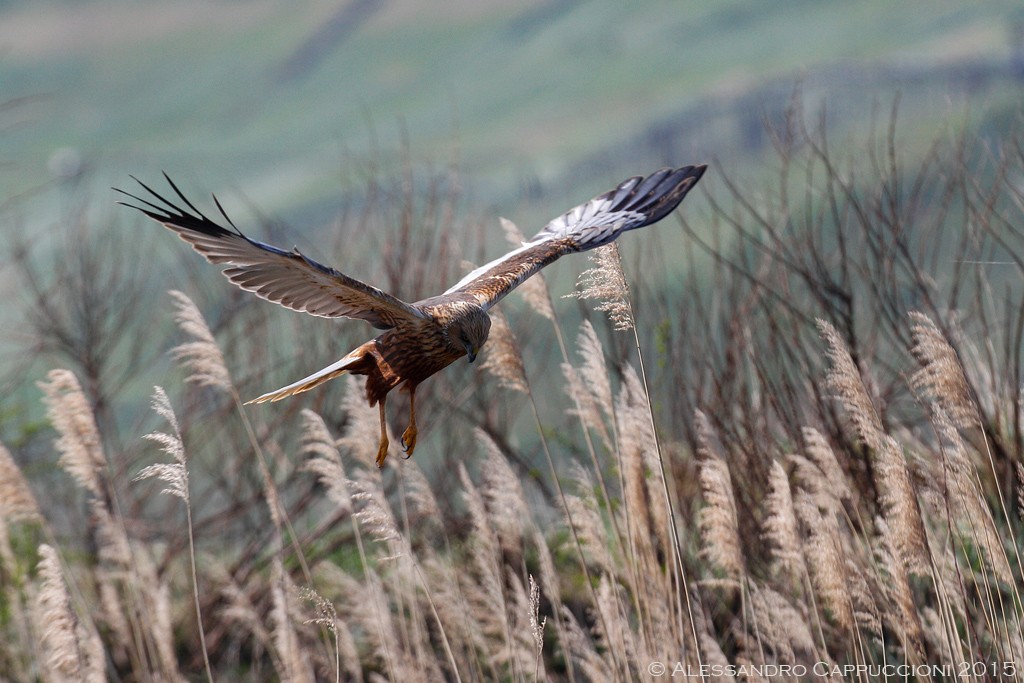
[464,343,478,363]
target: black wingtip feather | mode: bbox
[161,171,210,221]
[211,193,239,231]
[114,174,242,239]
[614,164,706,224]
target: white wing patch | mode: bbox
[444,239,547,294]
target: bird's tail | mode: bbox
[245,352,363,404]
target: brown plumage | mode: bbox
[116,165,706,466]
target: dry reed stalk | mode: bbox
[621,367,672,561]
[817,319,929,574]
[503,571,545,678]
[577,240,697,667]
[135,387,188,500]
[478,428,530,555]
[910,311,1024,607]
[698,629,735,683]
[300,408,352,513]
[561,321,656,661]
[593,575,636,680]
[38,369,106,497]
[815,320,884,453]
[418,551,489,675]
[528,575,547,682]
[400,459,444,531]
[930,409,1014,585]
[349,476,402,557]
[0,440,41,576]
[800,427,852,506]
[748,583,816,666]
[38,369,172,679]
[306,568,364,683]
[33,543,104,682]
[560,321,614,449]
[695,412,744,585]
[0,440,40,524]
[560,605,615,683]
[908,312,977,428]
[271,558,315,683]
[170,291,325,619]
[560,362,609,450]
[459,462,518,673]
[793,490,855,635]
[873,517,924,660]
[761,460,802,579]
[169,289,234,392]
[563,463,615,575]
[614,373,655,570]
[480,308,528,394]
[134,386,214,682]
[298,585,343,683]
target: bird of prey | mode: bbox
[116,165,705,466]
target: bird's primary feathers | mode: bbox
[116,164,706,466]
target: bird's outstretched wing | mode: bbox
[446,164,706,310]
[115,175,428,329]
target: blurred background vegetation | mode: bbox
[3,1,1024,680]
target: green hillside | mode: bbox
[3,0,1021,219]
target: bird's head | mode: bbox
[449,309,491,363]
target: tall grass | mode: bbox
[1,106,1023,680]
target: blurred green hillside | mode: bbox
[3,0,1022,220]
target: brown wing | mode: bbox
[446,164,706,310]
[115,175,428,329]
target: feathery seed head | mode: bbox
[0,440,41,522]
[39,369,106,497]
[299,409,351,511]
[909,311,977,429]
[817,318,884,452]
[567,243,633,331]
[169,289,234,392]
[762,460,802,577]
[135,386,189,501]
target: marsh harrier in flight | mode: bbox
[117,165,705,466]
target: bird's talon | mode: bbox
[375,437,389,468]
[400,425,417,458]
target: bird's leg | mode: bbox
[375,399,390,468]
[401,384,418,458]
